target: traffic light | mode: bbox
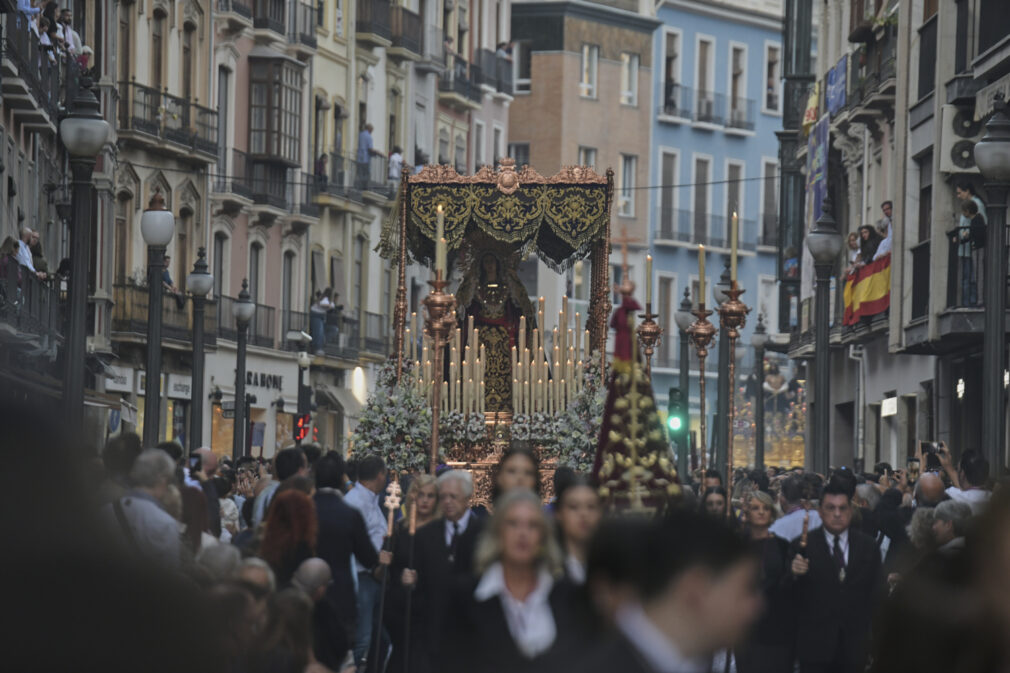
[667,387,687,438]
[293,412,311,442]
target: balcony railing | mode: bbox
[215,148,255,199]
[474,48,514,95]
[111,284,218,345]
[694,90,725,125]
[254,0,287,32]
[353,153,393,196]
[313,151,364,202]
[217,0,253,18]
[946,236,985,310]
[324,313,360,359]
[390,6,421,55]
[118,81,219,156]
[281,309,309,350]
[217,296,275,348]
[659,82,692,119]
[1,259,64,345]
[357,0,391,40]
[250,164,289,210]
[860,25,897,101]
[289,0,318,48]
[655,208,758,250]
[363,311,388,354]
[439,59,482,103]
[726,96,756,131]
[4,13,64,121]
[291,172,320,218]
[759,214,779,247]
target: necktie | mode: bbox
[833,534,846,581]
[448,521,460,565]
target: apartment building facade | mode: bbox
[647,0,784,467]
[507,0,658,328]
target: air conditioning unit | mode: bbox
[939,104,984,174]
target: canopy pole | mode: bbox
[394,167,410,383]
[588,169,614,371]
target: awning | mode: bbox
[315,383,362,419]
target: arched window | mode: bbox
[213,231,228,298]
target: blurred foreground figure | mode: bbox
[0,401,222,673]
[582,509,762,673]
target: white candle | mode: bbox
[698,245,706,306]
[646,255,653,305]
[730,212,738,283]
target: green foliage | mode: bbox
[555,352,607,472]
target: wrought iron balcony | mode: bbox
[2,12,63,129]
[254,0,287,33]
[357,0,391,43]
[289,0,318,49]
[474,48,514,95]
[363,311,388,355]
[111,283,218,346]
[390,6,421,57]
[658,82,692,120]
[217,295,275,348]
[214,148,255,200]
[726,96,756,131]
[438,59,483,107]
[654,208,758,250]
[1,260,64,346]
[694,90,725,125]
[118,81,219,158]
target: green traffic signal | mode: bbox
[667,415,683,432]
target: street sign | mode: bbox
[222,400,235,419]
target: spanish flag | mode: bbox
[843,253,891,325]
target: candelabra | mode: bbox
[717,283,749,518]
[636,304,662,378]
[423,269,457,475]
[688,305,717,472]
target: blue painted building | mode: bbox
[647,0,785,465]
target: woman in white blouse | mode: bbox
[441,489,581,673]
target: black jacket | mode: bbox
[313,489,379,636]
[789,527,882,672]
[440,575,582,673]
[412,515,484,666]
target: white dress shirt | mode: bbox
[444,508,472,547]
[16,239,36,272]
[823,528,849,565]
[564,554,586,585]
[614,603,709,673]
[345,482,386,574]
[474,562,556,658]
[104,491,181,568]
[769,507,822,542]
[945,486,991,515]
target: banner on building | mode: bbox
[801,114,830,301]
[826,54,847,115]
[843,253,891,325]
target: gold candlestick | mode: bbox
[717,282,749,518]
[689,304,717,472]
[636,302,662,378]
[423,269,456,475]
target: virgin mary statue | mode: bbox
[455,251,536,413]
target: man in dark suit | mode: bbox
[313,452,386,660]
[583,511,762,673]
[401,469,484,673]
[790,476,882,673]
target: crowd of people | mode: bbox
[17,0,92,70]
[3,396,1009,673]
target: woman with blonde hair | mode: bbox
[440,489,579,673]
[387,473,439,673]
[736,489,794,673]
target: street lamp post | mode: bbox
[296,349,312,447]
[674,288,695,478]
[59,74,110,432]
[713,260,732,477]
[140,192,176,448]
[973,93,1010,477]
[232,280,256,461]
[806,194,843,474]
[186,248,214,455]
[751,314,769,472]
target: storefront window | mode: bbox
[276,412,294,450]
[211,404,235,458]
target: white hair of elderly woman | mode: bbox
[129,449,177,489]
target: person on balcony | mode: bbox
[16,228,45,280]
[388,145,403,182]
[57,8,80,56]
[161,255,186,310]
[310,289,333,355]
[17,0,40,17]
[857,225,882,267]
[356,124,383,189]
[874,201,893,260]
[949,200,986,307]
